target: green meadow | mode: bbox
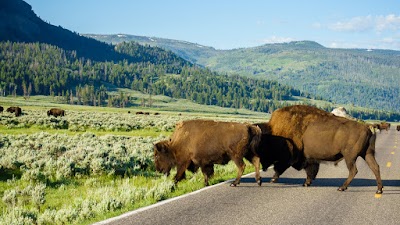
[0,96,269,225]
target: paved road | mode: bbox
[94,128,400,225]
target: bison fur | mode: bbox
[154,119,262,187]
[47,108,65,117]
[259,105,383,194]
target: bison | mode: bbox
[47,108,65,117]
[259,105,383,194]
[378,122,390,133]
[6,106,22,117]
[0,106,3,113]
[397,125,400,132]
[154,119,262,186]
[255,133,300,183]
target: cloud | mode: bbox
[328,36,400,50]
[260,36,296,44]
[329,14,400,32]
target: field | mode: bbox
[0,96,269,225]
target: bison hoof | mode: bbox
[230,183,237,187]
[257,179,262,186]
[337,187,347,191]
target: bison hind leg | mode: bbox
[230,158,246,187]
[201,164,214,186]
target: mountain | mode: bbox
[0,0,129,62]
[2,0,400,120]
[88,34,400,112]
[0,0,318,117]
[84,34,219,65]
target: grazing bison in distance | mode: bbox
[0,106,3,113]
[6,106,22,117]
[259,105,383,194]
[378,122,391,133]
[154,119,262,186]
[47,108,65,117]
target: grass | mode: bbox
[78,161,255,225]
[0,95,268,225]
[0,124,172,137]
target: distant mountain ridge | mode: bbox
[86,34,400,112]
[2,0,400,118]
[0,0,128,62]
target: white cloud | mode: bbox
[260,36,296,44]
[329,14,400,32]
[328,36,400,50]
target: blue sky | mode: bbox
[24,0,400,50]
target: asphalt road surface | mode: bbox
[94,127,400,225]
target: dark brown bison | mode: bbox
[154,119,262,186]
[255,133,300,183]
[47,108,65,117]
[259,105,383,194]
[0,106,3,113]
[6,106,22,117]
[397,125,400,131]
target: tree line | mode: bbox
[1,41,400,121]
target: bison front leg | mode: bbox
[270,162,290,183]
[303,162,320,187]
[174,162,191,184]
[201,164,214,186]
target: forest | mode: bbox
[98,34,400,113]
[1,41,400,121]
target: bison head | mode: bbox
[154,140,175,176]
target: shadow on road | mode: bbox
[238,177,400,187]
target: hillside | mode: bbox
[88,34,400,112]
[84,34,219,64]
[0,0,129,62]
[2,0,400,121]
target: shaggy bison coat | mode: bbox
[47,108,65,117]
[6,106,22,117]
[154,119,262,186]
[260,105,383,194]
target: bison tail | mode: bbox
[366,132,377,156]
[249,125,262,154]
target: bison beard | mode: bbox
[154,119,262,187]
[258,105,383,194]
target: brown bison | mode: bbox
[154,119,262,186]
[47,108,65,117]
[259,105,383,194]
[0,106,3,113]
[6,106,22,117]
[397,125,400,131]
[378,122,391,133]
